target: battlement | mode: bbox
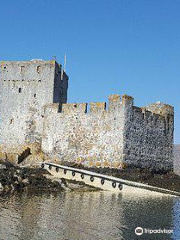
[145,102,174,116]
[90,102,106,113]
[134,106,163,118]
[61,103,87,113]
[1,59,57,68]
[43,95,174,123]
[132,106,171,128]
[44,103,59,115]
[0,60,67,82]
[0,58,174,171]
[44,94,134,115]
[42,92,174,170]
[1,60,57,68]
[108,94,134,111]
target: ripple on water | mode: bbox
[0,191,179,240]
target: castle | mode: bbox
[0,60,174,170]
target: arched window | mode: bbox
[19,88,22,93]
[10,118,14,124]
[21,66,25,72]
[37,66,41,73]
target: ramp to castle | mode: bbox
[41,162,180,197]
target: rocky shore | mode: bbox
[0,164,98,195]
[0,166,62,194]
[1,157,180,195]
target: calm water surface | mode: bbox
[0,191,180,240]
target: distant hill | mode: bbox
[174,145,180,176]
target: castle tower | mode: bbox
[0,59,68,146]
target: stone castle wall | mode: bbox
[0,59,174,170]
[42,94,174,170]
[124,101,174,169]
[0,60,68,146]
[42,95,128,168]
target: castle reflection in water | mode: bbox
[0,191,180,240]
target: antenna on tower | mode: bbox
[61,53,67,80]
[64,53,67,72]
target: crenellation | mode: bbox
[90,102,106,113]
[132,106,144,122]
[0,59,174,170]
[143,110,152,123]
[61,103,87,114]
[1,60,55,82]
[133,106,143,114]
[122,94,134,108]
[108,94,125,114]
[44,103,59,115]
[145,102,174,116]
[124,100,174,169]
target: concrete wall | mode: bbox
[42,95,127,168]
[0,60,68,146]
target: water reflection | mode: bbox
[173,198,180,240]
[0,191,180,240]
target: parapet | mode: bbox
[43,94,135,116]
[133,106,167,121]
[0,59,66,82]
[90,102,106,113]
[108,94,121,112]
[131,102,174,129]
[108,94,134,112]
[122,94,134,107]
[61,103,87,114]
[44,103,59,115]
[43,95,173,121]
[145,102,174,116]
[108,94,121,103]
[1,59,56,68]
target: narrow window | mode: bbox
[37,66,41,73]
[60,87,63,95]
[21,66,25,72]
[34,94,36,98]
[19,88,22,93]
[10,118,14,124]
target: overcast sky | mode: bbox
[0,0,180,143]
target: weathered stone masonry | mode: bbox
[124,101,174,169]
[0,60,174,170]
[0,60,68,146]
[42,95,174,170]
